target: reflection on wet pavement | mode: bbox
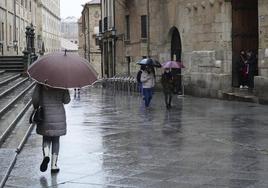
[5,88,268,188]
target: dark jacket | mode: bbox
[161,72,174,94]
[136,70,142,84]
[32,84,70,137]
[246,54,257,74]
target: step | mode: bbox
[222,92,258,103]
[0,58,24,61]
[0,65,24,68]
[0,62,24,65]
[0,69,24,72]
[0,63,24,66]
[0,56,24,60]
[0,67,24,69]
[232,87,254,94]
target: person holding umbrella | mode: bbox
[32,84,70,173]
[162,60,185,96]
[161,68,174,109]
[28,51,98,173]
[140,65,155,108]
[136,65,146,95]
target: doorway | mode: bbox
[232,0,258,87]
[170,27,182,94]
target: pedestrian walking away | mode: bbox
[32,83,70,173]
[161,68,174,109]
[140,66,155,108]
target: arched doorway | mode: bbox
[232,0,258,88]
[170,27,182,61]
[169,27,182,94]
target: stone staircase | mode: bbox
[0,56,25,72]
[222,87,258,103]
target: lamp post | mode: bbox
[0,42,3,55]
[25,26,31,52]
[13,0,17,55]
[29,24,35,54]
[13,40,18,55]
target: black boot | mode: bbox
[40,144,50,172]
[40,156,50,172]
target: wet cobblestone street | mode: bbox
[4,88,268,188]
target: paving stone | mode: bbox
[2,88,268,187]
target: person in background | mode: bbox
[246,50,257,89]
[237,50,247,89]
[136,65,146,95]
[161,68,174,109]
[32,83,70,173]
[140,65,155,108]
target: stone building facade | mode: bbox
[100,0,116,78]
[61,16,78,45]
[36,0,61,53]
[78,17,84,57]
[0,0,61,56]
[0,0,38,55]
[100,0,268,102]
[80,0,101,77]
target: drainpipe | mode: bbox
[87,5,90,62]
[147,0,150,58]
[113,0,116,76]
[100,0,103,78]
[83,14,87,59]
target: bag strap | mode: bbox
[39,84,43,107]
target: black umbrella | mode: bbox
[136,58,161,68]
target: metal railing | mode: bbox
[96,73,186,96]
[100,74,139,93]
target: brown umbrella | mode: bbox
[27,52,98,89]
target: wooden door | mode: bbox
[232,0,258,87]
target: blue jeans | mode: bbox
[143,88,153,107]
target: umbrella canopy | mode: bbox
[27,52,98,89]
[136,58,162,68]
[162,61,185,69]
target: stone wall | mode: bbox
[149,0,233,97]
[255,0,268,103]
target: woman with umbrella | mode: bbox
[32,83,70,173]
[161,60,185,109]
[29,51,98,173]
[161,68,174,109]
[140,65,155,108]
[136,58,160,108]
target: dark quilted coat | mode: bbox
[32,84,70,136]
